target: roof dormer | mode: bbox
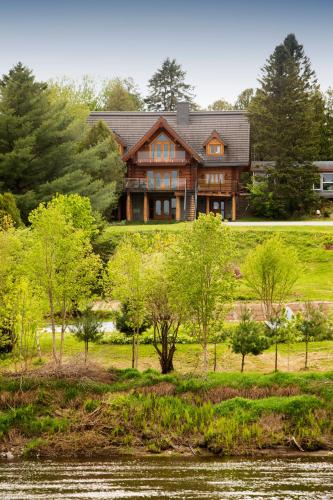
[203,130,226,157]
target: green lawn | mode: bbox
[101,222,333,301]
[5,332,330,374]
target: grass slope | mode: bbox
[0,370,332,458]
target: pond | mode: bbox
[0,457,332,499]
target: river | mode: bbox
[0,457,332,499]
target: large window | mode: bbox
[146,170,178,190]
[151,133,176,161]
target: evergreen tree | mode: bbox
[0,63,124,219]
[248,34,323,218]
[145,58,195,111]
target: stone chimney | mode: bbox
[177,102,190,126]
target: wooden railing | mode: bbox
[125,178,187,191]
[197,179,238,193]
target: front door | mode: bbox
[211,200,225,218]
[154,198,172,220]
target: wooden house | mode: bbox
[88,103,250,221]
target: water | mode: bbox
[0,457,332,499]
[43,321,116,334]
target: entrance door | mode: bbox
[154,198,172,220]
[211,200,225,218]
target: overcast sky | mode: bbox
[1,0,333,108]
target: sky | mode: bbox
[0,0,333,108]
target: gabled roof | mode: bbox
[88,110,250,166]
[122,117,202,163]
[203,130,227,147]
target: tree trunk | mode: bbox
[131,334,135,369]
[203,324,208,372]
[85,340,88,364]
[213,342,217,372]
[305,340,309,370]
[274,342,278,372]
[134,329,139,369]
[241,354,245,373]
[59,301,67,368]
[48,288,57,365]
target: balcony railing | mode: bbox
[136,151,186,164]
[198,179,239,193]
[125,177,187,191]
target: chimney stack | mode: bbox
[177,102,190,126]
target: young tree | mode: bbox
[101,77,143,111]
[243,237,300,371]
[12,277,45,371]
[0,227,23,353]
[0,193,23,228]
[231,309,270,372]
[208,99,233,111]
[48,74,100,111]
[296,303,331,370]
[145,253,182,374]
[248,34,322,218]
[169,213,235,371]
[27,195,101,366]
[71,309,103,363]
[145,58,195,111]
[106,235,148,369]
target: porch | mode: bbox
[123,192,237,222]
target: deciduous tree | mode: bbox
[169,214,235,371]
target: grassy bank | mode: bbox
[0,370,332,459]
[96,224,333,300]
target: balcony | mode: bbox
[125,177,187,191]
[136,150,187,164]
[198,179,239,194]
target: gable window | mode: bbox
[151,133,176,161]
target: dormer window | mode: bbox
[207,139,224,156]
[204,131,226,157]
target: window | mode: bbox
[206,140,224,156]
[146,170,178,190]
[163,200,170,215]
[205,173,224,184]
[155,200,162,215]
[150,133,177,161]
[323,174,333,191]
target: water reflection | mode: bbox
[0,457,332,499]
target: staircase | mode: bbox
[185,191,196,221]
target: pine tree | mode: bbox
[145,58,195,111]
[0,63,125,219]
[248,34,323,218]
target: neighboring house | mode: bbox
[88,103,250,221]
[252,161,333,198]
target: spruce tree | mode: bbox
[248,34,322,218]
[0,63,125,218]
[145,58,194,111]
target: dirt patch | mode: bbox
[4,360,116,384]
[136,382,176,397]
[201,384,300,404]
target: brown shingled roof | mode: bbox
[88,110,250,166]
